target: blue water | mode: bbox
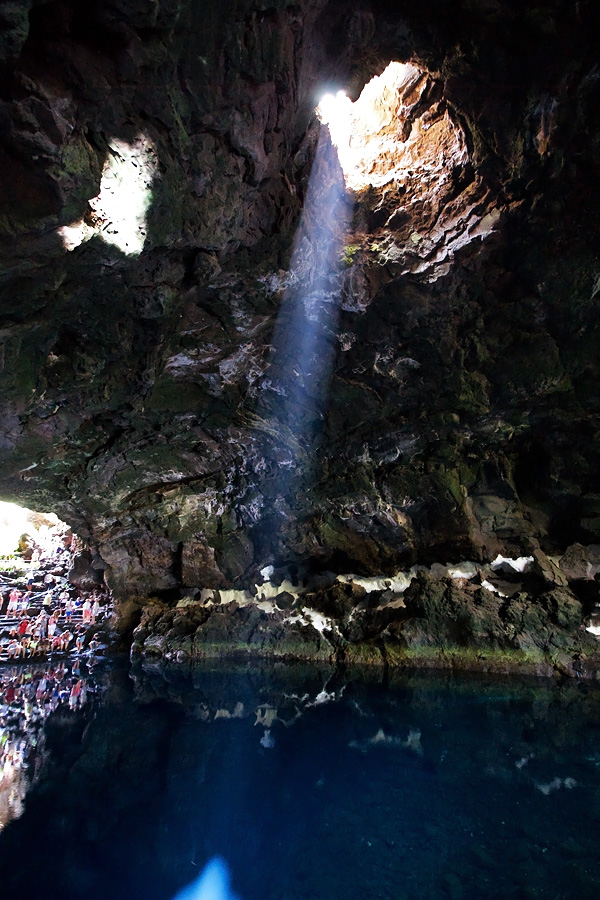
[0,659,599,900]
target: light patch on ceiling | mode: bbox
[58,134,158,256]
[317,61,467,192]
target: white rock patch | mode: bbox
[491,555,534,573]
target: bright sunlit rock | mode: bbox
[317,61,467,192]
[491,554,534,573]
[58,134,158,256]
[0,500,62,556]
[0,502,29,555]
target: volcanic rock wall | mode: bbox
[1,0,600,642]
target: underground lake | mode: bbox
[0,658,599,900]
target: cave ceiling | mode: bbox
[1,0,600,607]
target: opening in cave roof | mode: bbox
[317,61,468,193]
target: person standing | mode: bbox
[7,589,20,616]
[18,593,28,617]
[91,597,101,624]
[48,614,57,642]
[38,612,48,641]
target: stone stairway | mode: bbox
[0,593,88,661]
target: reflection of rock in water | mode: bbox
[349,726,423,755]
[0,662,102,829]
[535,776,578,795]
[260,728,275,749]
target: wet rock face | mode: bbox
[1,0,600,635]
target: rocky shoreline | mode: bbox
[131,543,600,680]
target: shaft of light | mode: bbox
[263,127,352,448]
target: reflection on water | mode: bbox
[173,857,239,900]
[0,660,599,900]
[0,661,103,831]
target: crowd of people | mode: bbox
[0,531,112,662]
[0,518,112,827]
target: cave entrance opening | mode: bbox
[0,499,114,660]
[316,57,474,199]
[0,500,69,564]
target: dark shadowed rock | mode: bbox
[559,544,600,581]
[68,550,104,589]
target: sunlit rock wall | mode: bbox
[0,0,600,630]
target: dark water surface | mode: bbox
[0,658,599,900]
